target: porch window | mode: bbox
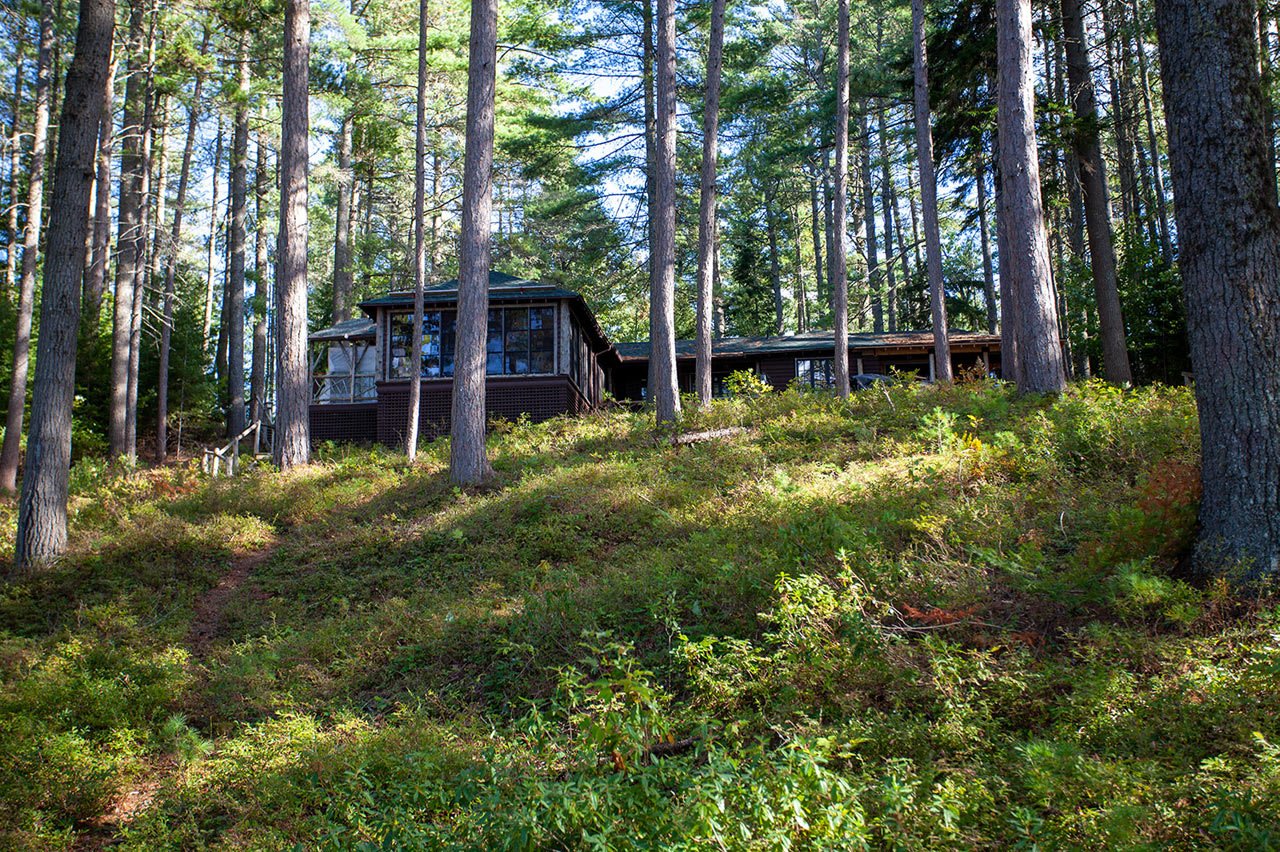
[389,310,456,378]
[795,357,834,389]
[487,306,556,375]
[390,306,555,379]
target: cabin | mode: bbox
[308,270,1003,444]
[610,329,1002,400]
[308,271,616,445]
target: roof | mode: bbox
[614,330,1000,362]
[309,317,376,342]
[358,271,580,309]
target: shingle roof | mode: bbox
[614,330,1000,362]
[358,271,579,308]
[309,317,376,342]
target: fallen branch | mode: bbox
[671,426,747,446]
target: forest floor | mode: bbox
[2,379,1279,849]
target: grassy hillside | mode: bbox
[2,379,1278,849]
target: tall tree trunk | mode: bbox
[82,50,114,331]
[642,0,658,396]
[106,0,145,460]
[911,0,953,382]
[1154,0,1280,577]
[333,112,354,323]
[430,147,442,275]
[249,132,269,425]
[1130,0,1174,261]
[203,117,222,349]
[1117,1,1161,249]
[860,111,883,333]
[823,148,836,301]
[124,26,156,460]
[649,0,680,423]
[274,0,310,469]
[877,106,899,332]
[406,0,429,461]
[1259,0,1278,178]
[694,0,724,406]
[808,168,825,312]
[14,0,114,572]
[767,200,784,334]
[450,0,496,483]
[1102,0,1141,230]
[997,0,1067,393]
[157,28,206,462]
[147,96,168,282]
[975,143,999,334]
[226,46,249,439]
[5,42,23,297]
[995,161,1019,383]
[1063,0,1133,384]
[832,0,851,396]
[792,208,808,331]
[0,2,54,493]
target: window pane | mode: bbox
[487,309,503,353]
[486,353,504,374]
[531,306,554,331]
[507,353,530,374]
[531,328,554,353]
[531,351,554,374]
[441,311,456,376]
[505,308,529,331]
[505,329,529,359]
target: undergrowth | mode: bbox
[1,379,1277,849]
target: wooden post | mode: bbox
[347,341,356,402]
[856,357,864,375]
[928,353,936,383]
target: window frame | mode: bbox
[384,302,559,380]
[794,357,835,389]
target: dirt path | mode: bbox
[186,546,277,655]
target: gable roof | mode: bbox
[358,271,580,309]
[309,316,377,342]
[614,330,1000,362]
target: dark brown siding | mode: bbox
[375,375,586,445]
[310,402,378,443]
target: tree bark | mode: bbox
[0,2,54,493]
[5,41,23,298]
[694,0,725,407]
[859,111,883,334]
[808,168,825,311]
[1063,0,1133,384]
[157,28,206,462]
[203,117,222,351]
[249,132,269,425]
[106,0,146,460]
[767,199,784,334]
[1130,0,1174,262]
[274,0,310,469]
[450,0,496,483]
[832,0,851,396]
[911,0,952,381]
[975,144,999,334]
[333,112,354,323]
[997,0,1067,393]
[82,50,115,333]
[226,46,249,439]
[14,0,114,572]
[406,0,429,461]
[876,105,899,333]
[1102,0,1141,230]
[124,23,156,460]
[649,0,680,423]
[1154,0,1280,577]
